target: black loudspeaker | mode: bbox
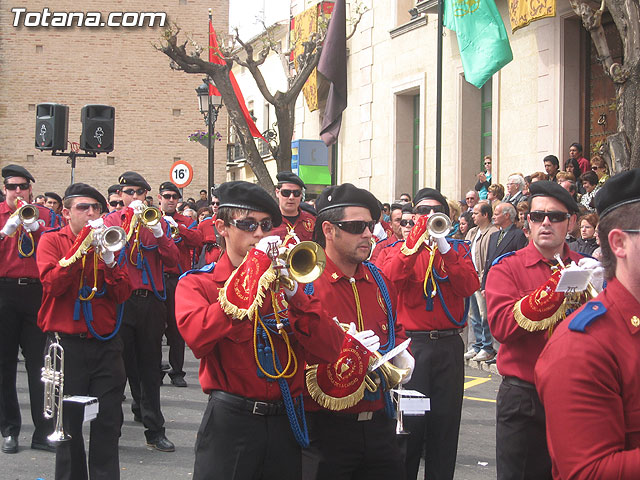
[80,105,115,153]
[35,103,69,151]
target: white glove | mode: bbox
[351,327,380,353]
[435,235,451,254]
[276,258,299,299]
[372,222,387,242]
[148,222,164,238]
[100,249,116,267]
[1,215,22,236]
[129,200,144,214]
[88,218,104,229]
[163,215,178,228]
[255,235,282,255]
[392,350,415,385]
[578,257,605,293]
[23,219,41,233]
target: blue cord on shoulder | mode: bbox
[179,261,216,280]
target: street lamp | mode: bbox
[196,78,223,197]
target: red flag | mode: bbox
[209,19,265,140]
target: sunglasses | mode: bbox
[414,205,445,215]
[122,188,147,196]
[400,219,415,228]
[74,202,102,213]
[161,193,181,200]
[528,211,570,223]
[109,200,124,207]
[331,220,376,235]
[280,189,302,198]
[211,202,220,206]
[230,218,273,232]
[4,182,30,191]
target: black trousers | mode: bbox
[163,276,185,380]
[121,294,166,442]
[193,392,301,480]
[404,333,464,480]
[302,410,405,480]
[496,379,552,480]
[55,334,126,480]
[0,283,53,441]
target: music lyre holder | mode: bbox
[51,150,98,184]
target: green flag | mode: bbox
[443,0,513,88]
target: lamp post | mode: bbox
[196,78,223,197]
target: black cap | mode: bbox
[299,201,317,216]
[595,168,640,218]
[413,188,450,216]
[107,184,121,196]
[276,171,305,189]
[529,180,580,213]
[316,183,381,220]
[216,181,282,227]
[159,181,181,196]
[2,164,35,183]
[401,204,414,214]
[64,183,108,213]
[118,171,151,191]
[43,192,62,204]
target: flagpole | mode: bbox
[435,0,443,192]
[207,8,214,197]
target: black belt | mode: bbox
[310,409,386,422]
[502,376,536,389]
[0,277,40,286]
[163,273,179,279]
[131,288,161,298]
[52,332,90,340]
[407,329,462,340]
[210,390,287,416]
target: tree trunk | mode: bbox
[273,100,296,173]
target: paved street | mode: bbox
[7,347,500,480]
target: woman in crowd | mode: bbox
[568,213,599,256]
[590,155,610,187]
[564,158,584,194]
[196,206,212,224]
[579,170,600,211]
[448,199,462,237]
[487,184,505,207]
[516,201,529,229]
[453,210,475,240]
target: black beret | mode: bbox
[64,183,108,213]
[595,168,640,218]
[413,188,450,216]
[159,181,181,196]
[299,201,317,216]
[316,183,381,220]
[276,171,305,189]
[401,204,414,214]
[107,184,121,195]
[44,192,62,204]
[118,171,151,191]
[216,181,282,227]
[2,164,35,183]
[529,180,580,213]
[390,203,404,212]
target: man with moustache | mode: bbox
[370,203,403,263]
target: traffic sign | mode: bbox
[170,160,193,188]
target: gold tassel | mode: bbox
[400,230,430,256]
[512,297,568,332]
[305,365,367,411]
[58,231,95,267]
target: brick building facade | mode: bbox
[0,1,229,200]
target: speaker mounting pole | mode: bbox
[51,150,97,184]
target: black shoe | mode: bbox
[171,377,187,388]
[31,438,56,453]
[2,436,18,454]
[146,435,175,452]
[485,357,497,365]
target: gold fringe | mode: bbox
[58,231,95,267]
[305,365,367,411]
[218,254,278,320]
[400,230,430,256]
[512,297,568,332]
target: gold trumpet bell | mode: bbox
[140,206,161,227]
[279,241,326,285]
[364,352,410,393]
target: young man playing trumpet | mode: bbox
[36,183,132,479]
[175,181,344,480]
[382,188,479,480]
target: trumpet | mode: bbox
[139,206,161,227]
[14,197,39,226]
[41,333,70,442]
[427,212,451,239]
[364,354,410,393]
[274,241,326,291]
[94,225,127,253]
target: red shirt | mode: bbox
[271,209,316,243]
[486,242,583,384]
[535,278,640,479]
[0,202,57,278]
[577,156,590,175]
[382,241,479,331]
[164,212,203,275]
[370,234,398,263]
[36,225,132,336]
[103,209,178,292]
[174,252,344,400]
[196,216,222,265]
[304,257,407,414]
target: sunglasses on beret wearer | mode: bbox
[122,187,147,196]
[279,189,302,198]
[528,211,571,223]
[109,200,125,207]
[330,220,377,235]
[414,205,446,216]
[400,219,415,228]
[230,218,274,233]
[73,202,102,213]
[161,193,181,200]
[4,182,30,191]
